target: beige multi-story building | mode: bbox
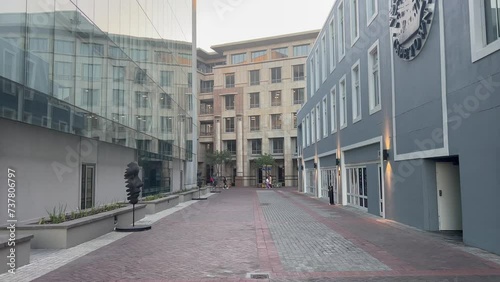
[197,30,318,187]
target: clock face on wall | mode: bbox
[389,0,436,61]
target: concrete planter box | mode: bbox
[139,195,179,214]
[2,204,146,249]
[0,234,33,274]
[178,188,206,202]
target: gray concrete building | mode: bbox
[0,0,196,223]
[297,0,500,256]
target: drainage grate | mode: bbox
[249,273,270,279]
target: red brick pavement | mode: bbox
[34,188,500,282]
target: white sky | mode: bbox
[197,0,335,52]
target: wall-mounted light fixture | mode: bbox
[335,158,340,166]
[314,163,317,169]
[301,165,304,171]
[382,149,389,161]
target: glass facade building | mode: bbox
[0,0,195,214]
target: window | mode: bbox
[161,71,173,87]
[136,92,150,108]
[301,119,306,148]
[55,61,72,80]
[293,112,297,128]
[469,0,500,61]
[366,0,378,25]
[322,97,328,138]
[340,77,347,128]
[81,89,99,107]
[249,92,260,108]
[225,73,235,88]
[249,70,260,85]
[310,57,316,93]
[186,140,193,161]
[311,108,316,143]
[200,122,213,136]
[113,66,125,82]
[178,53,192,66]
[293,44,309,56]
[186,94,193,111]
[293,88,304,105]
[329,19,336,72]
[28,38,48,52]
[249,115,260,131]
[226,140,237,154]
[136,116,152,132]
[55,40,74,54]
[251,50,267,62]
[271,114,282,130]
[83,64,101,81]
[159,140,173,156]
[271,90,281,106]
[134,68,147,84]
[338,1,346,60]
[55,87,71,102]
[346,167,368,208]
[109,46,127,59]
[80,43,104,56]
[331,86,337,133]
[291,137,298,155]
[321,35,327,82]
[350,0,359,44]
[368,42,381,113]
[271,47,288,59]
[316,104,321,141]
[225,95,235,110]
[315,48,320,90]
[293,64,305,81]
[186,117,193,134]
[188,73,192,87]
[225,117,235,132]
[201,80,214,92]
[271,67,282,83]
[231,53,246,64]
[352,62,361,121]
[113,89,125,107]
[270,138,284,154]
[136,140,151,151]
[250,139,262,155]
[200,100,214,114]
[160,93,172,109]
[306,114,311,146]
[131,49,148,61]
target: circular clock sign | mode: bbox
[389,0,436,61]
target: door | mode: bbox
[436,162,462,230]
[81,164,95,210]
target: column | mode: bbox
[235,114,244,186]
[214,116,221,151]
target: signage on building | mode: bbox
[389,0,436,61]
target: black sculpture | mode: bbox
[125,162,143,205]
[115,162,151,232]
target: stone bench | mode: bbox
[0,233,33,274]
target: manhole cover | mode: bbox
[249,273,269,279]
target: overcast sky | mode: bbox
[197,0,335,52]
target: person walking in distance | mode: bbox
[223,176,228,189]
[268,175,273,188]
[265,176,270,189]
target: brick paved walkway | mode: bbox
[7,188,500,281]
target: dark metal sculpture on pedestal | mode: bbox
[192,172,207,200]
[115,162,151,232]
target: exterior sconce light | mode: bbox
[382,149,389,161]
[314,163,317,169]
[336,158,340,166]
[301,165,304,171]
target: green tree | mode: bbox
[206,150,232,177]
[254,153,275,176]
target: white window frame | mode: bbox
[339,75,347,129]
[311,108,316,144]
[351,61,361,123]
[469,0,500,62]
[330,85,337,133]
[316,103,321,142]
[306,114,311,146]
[315,47,320,90]
[321,34,327,82]
[329,18,336,73]
[310,57,315,96]
[322,97,328,138]
[350,0,360,46]
[301,118,306,149]
[368,40,381,114]
[338,1,346,61]
[366,0,378,26]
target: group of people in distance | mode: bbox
[209,175,229,189]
